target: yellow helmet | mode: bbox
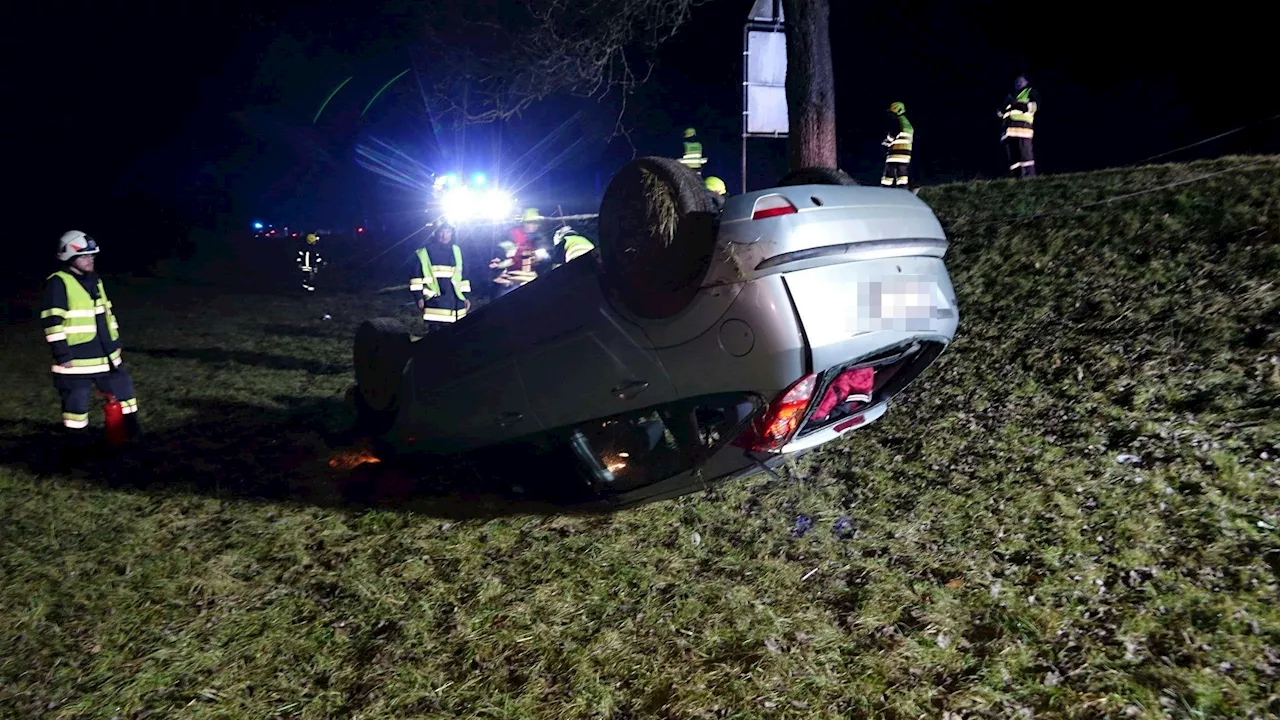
[306,233,319,245]
[704,176,727,195]
[683,127,697,139]
[521,207,540,223]
[889,102,906,115]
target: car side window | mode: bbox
[565,393,762,494]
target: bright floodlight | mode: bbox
[472,172,487,186]
[482,189,514,221]
[442,186,479,223]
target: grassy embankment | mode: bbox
[1,156,1278,718]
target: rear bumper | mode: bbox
[782,401,889,454]
[782,255,959,374]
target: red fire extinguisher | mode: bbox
[98,391,127,447]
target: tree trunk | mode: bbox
[781,0,837,170]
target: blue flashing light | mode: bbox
[472,172,486,185]
[253,221,264,230]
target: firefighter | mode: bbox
[999,75,1039,178]
[550,225,596,268]
[490,207,542,298]
[680,127,708,175]
[704,175,727,211]
[297,232,323,291]
[411,217,471,327]
[881,102,914,189]
[40,231,142,458]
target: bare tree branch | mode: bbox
[408,0,710,129]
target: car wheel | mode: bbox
[598,156,717,319]
[776,167,859,187]
[353,317,411,435]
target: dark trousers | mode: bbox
[53,367,138,430]
[1004,137,1036,178]
[881,162,911,188]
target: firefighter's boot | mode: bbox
[125,414,145,441]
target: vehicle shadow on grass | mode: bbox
[0,397,609,521]
[129,347,347,376]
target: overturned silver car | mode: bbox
[351,159,959,509]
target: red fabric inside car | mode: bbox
[810,367,875,422]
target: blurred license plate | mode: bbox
[853,275,949,332]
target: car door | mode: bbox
[400,359,540,454]
[518,312,677,432]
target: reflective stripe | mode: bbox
[422,308,464,322]
[52,363,111,374]
[63,326,97,335]
[45,332,67,342]
[456,280,472,293]
[409,283,424,292]
[63,413,89,429]
[42,308,100,319]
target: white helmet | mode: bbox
[57,230,100,262]
[553,225,574,245]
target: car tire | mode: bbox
[598,156,717,319]
[353,317,411,436]
[776,167,859,187]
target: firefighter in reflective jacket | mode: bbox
[411,218,471,326]
[680,127,708,175]
[490,207,542,297]
[881,102,914,189]
[40,231,142,455]
[550,225,595,268]
[999,76,1039,178]
[297,232,323,291]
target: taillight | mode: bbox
[751,194,798,221]
[734,373,817,453]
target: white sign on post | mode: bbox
[744,0,787,137]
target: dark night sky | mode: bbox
[11,0,1277,280]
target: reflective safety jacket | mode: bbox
[680,139,708,170]
[297,247,323,272]
[553,233,595,268]
[40,270,122,375]
[885,112,914,164]
[1000,86,1039,140]
[412,243,470,323]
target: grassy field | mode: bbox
[2,156,1278,719]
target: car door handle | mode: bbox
[610,380,649,400]
[496,411,524,427]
